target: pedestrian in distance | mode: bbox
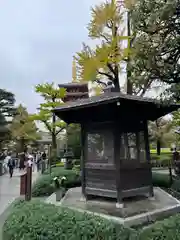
[7,153,15,178]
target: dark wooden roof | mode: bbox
[53,92,180,124]
[58,82,88,89]
[64,92,88,97]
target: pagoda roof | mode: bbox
[64,92,89,97]
[58,82,88,89]
[53,92,180,124]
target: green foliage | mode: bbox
[35,82,66,100]
[75,0,131,90]
[32,167,81,197]
[138,214,180,239]
[55,162,65,167]
[10,104,39,151]
[6,198,180,240]
[72,164,81,175]
[32,174,55,197]
[149,118,175,151]
[131,0,180,93]
[0,88,15,118]
[30,82,66,135]
[3,200,135,240]
[0,88,16,147]
[152,172,172,188]
[0,114,10,146]
[171,178,180,192]
[67,124,81,159]
[150,148,171,154]
[151,159,170,168]
[172,110,180,128]
[151,152,171,160]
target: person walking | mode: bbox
[41,151,47,173]
[36,152,41,172]
[27,154,34,171]
[7,154,15,178]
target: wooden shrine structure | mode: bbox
[53,91,179,207]
[59,82,89,102]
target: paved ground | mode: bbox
[0,168,39,239]
[0,169,39,216]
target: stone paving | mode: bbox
[0,169,39,216]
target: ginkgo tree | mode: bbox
[30,83,66,151]
[75,0,133,92]
[10,104,39,153]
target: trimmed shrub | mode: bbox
[138,214,180,239]
[72,159,80,166]
[151,153,172,168]
[152,172,172,188]
[3,200,136,240]
[56,162,65,167]
[32,167,81,197]
[171,177,180,192]
[72,164,80,175]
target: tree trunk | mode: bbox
[19,137,26,153]
[114,76,120,92]
[52,111,57,150]
[157,139,161,155]
[126,11,133,95]
[52,132,57,150]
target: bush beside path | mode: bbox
[0,169,39,240]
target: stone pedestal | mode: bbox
[56,189,62,202]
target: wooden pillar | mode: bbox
[25,166,32,201]
[136,132,140,161]
[114,119,123,208]
[144,120,154,197]
[81,124,87,200]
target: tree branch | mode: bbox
[95,79,107,87]
[42,120,52,133]
[98,70,114,81]
[99,33,110,43]
[56,127,65,136]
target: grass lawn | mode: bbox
[150,148,171,154]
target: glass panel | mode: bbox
[128,133,137,160]
[87,130,113,163]
[139,131,146,162]
[88,133,104,158]
[120,133,137,160]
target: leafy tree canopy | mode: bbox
[130,0,180,97]
[0,88,16,147]
[10,104,39,142]
[75,0,155,95]
[75,0,131,91]
[30,83,66,135]
[0,88,15,118]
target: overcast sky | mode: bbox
[0,0,101,114]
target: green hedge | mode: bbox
[171,177,180,192]
[138,214,180,239]
[4,199,180,240]
[3,200,136,240]
[152,172,172,188]
[32,167,81,197]
[151,153,172,168]
[33,167,172,197]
